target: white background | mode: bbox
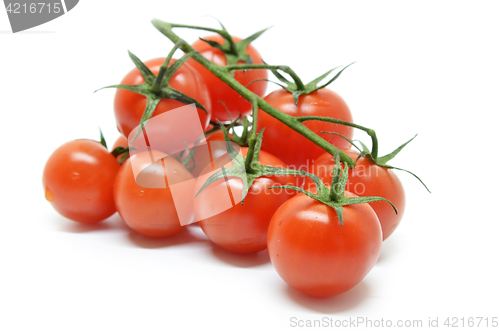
[1,1,500,330]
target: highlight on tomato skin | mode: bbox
[193,148,295,254]
[113,150,195,238]
[42,139,121,224]
[310,149,406,241]
[267,191,383,297]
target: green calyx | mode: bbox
[271,154,397,226]
[173,116,252,173]
[200,27,269,66]
[96,44,207,140]
[111,147,129,165]
[177,140,198,172]
[321,131,431,193]
[151,19,357,169]
[98,128,129,165]
[205,102,253,147]
[99,128,107,149]
[268,62,355,106]
[208,116,252,147]
[230,116,252,147]
[194,122,397,224]
[160,20,269,68]
[195,120,298,204]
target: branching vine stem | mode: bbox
[152,19,356,168]
[244,99,259,170]
[297,116,379,159]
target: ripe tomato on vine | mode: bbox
[258,88,353,169]
[188,30,268,122]
[311,149,405,240]
[194,146,294,254]
[113,57,212,138]
[43,139,121,224]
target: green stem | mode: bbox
[297,116,379,159]
[152,43,181,94]
[239,117,250,144]
[152,19,355,168]
[244,100,259,170]
[223,64,306,90]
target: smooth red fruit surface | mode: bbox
[267,192,382,297]
[194,148,294,254]
[188,35,267,122]
[43,140,121,223]
[114,58,212,138]
[310,149,405,240]
[114,150,194,238]
[257,88,353,170]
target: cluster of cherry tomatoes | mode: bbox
[43,20,414,298]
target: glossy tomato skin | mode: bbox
[194,148,294,254]
[43,140,121,224]
[268,192,382,297]
[114,58,212,138]
[114,150,194,238]
[257,88,353,170]
[188,35,267,122]
[310,150,405,240]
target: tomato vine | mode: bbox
[151,19,358,168]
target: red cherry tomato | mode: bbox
[310,149,405,240]
[193,148,294,254]
[43,140,121,224]
[114,150,195,238]
[188,35,267,122]
[114,58,212,138]
[267,191,382,297]
[257,89,353,170]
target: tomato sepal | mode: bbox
[97,129,129,164]
[269,154,397,226]
[97,51,208,141]
[111,146,129,164]
[160,19,269,68]
[267,62,355,105]
[99,128,107,149]
[375,134,417,165]
[127,50,155,84]
[321,129,431,193]
[95,52,207,113]
[193,121,251,202]
[195,123,297,204]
